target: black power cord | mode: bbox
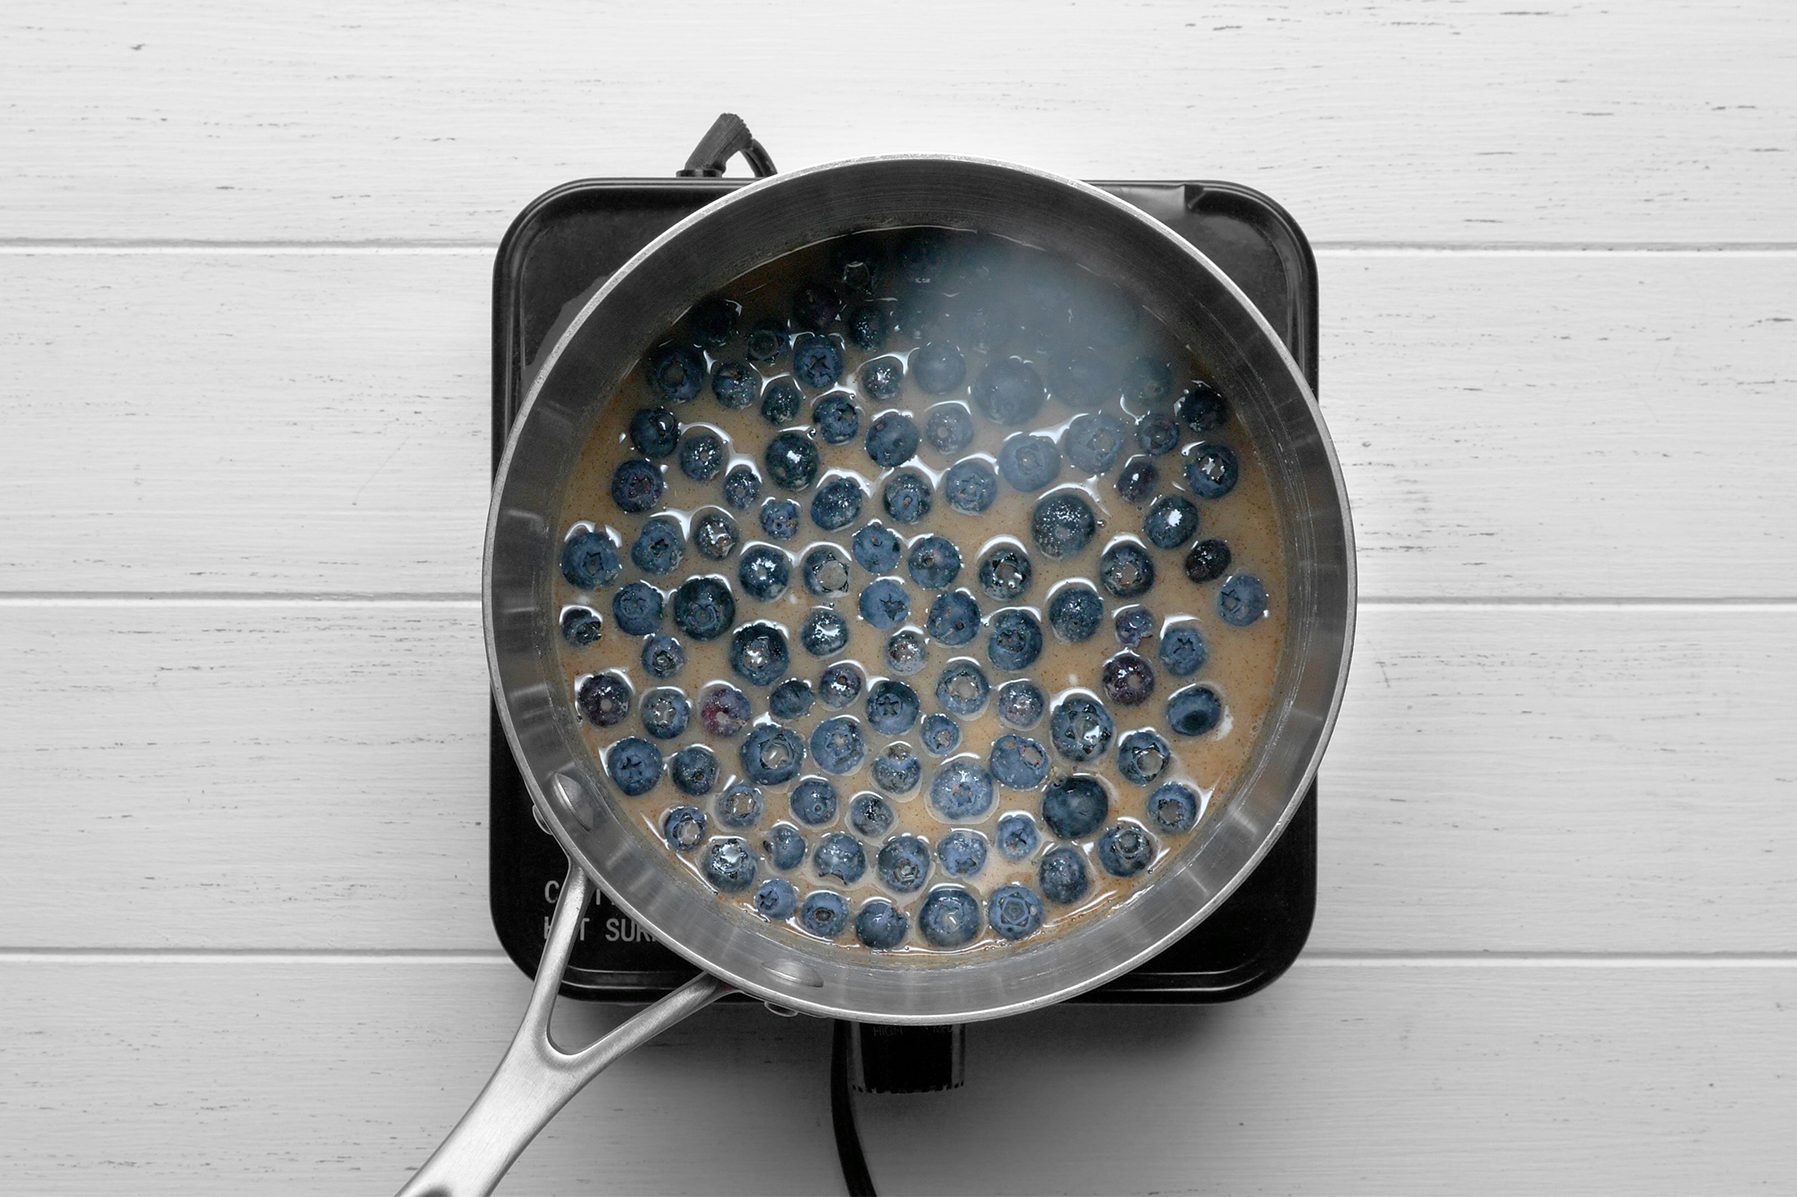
[829,1020,877,1196]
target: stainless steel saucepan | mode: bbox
[400,155,1354,1196]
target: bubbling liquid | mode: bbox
[550,228,1287,958]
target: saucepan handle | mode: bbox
[397,863,732,1197]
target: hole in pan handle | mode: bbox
[395,862,732,1197]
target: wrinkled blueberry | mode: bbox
[1116,729,1171,786]
[629,407,680,459]
[561,606,603,648]
[799,608,850,658]
[769,678,815,720]
[1159,625,1208,676]
[574,672,630,727]
[703,837,758,892]
[1145,495,1200,550]
[810,476,864,532]
[998,433,1061,492]
[746,318,789,366]
[711,360,759,410]
[721,465,761,511]
[1042,775,1108,839]
[647,345,706,403]
[799,890,850,938]
[1135,411,1180,457]
[976,544,1032,602]
[1098,823,1156,877]
[907,535,961,589]
[1167,684,1223,737]
[760,497,801,541]
[738,545,791,601]
[943,458,999,513]
[1114,455,1158,505]
[1123,356,1174,405]
[986,608,1044,671]
[629,518,684,576]
[764,431,820,492]
[609,458,664,514]
[973,359,1046,425]
[918,886,981,948]
[678,429,724,482]
[740,722,805,784]
[662,805,706,852]
[988,884,1045,941]
[1098,540,1155,599]
[1147,782,1202,833]
[1030,492,1096,559]
[871,742,923,793]
[1184,538,1232,583]
[640,634,685,679]
[760,377,803,426]
[996,812,1040,861]
[729,622,790,686]
[611,582,663,636]
[1102,652,1156,707]
[790,776,839,826]
[753,877,798,920]
[913,342,969,396]
[562,530,621,589]
[1184,442,1240,499]
[858,578,911,630]
[764,823,807,870]
[1065,412,1127,475]
[846,303,889,353]
[860,357,906,404]
[1218,574,1269,627]
[935,660,990,717]
[920,712,960,757]
[671,576,735,641]
[855,898,909,949]
[885,629,927,676]
[809,716,866,775]
[990,734,1050,790]
[639,687,690,740]
[813,393,861,445]
[689,297,739,349]
[850,793,896,839]
[1050,693,1114,762]
[606,736,662,796]
[1049,348,1112,410]
[995,679,1046,729]
[801,545,852,598]
[813,831,866,884]
[1047,583,1103,643]
[698,683,752,738]
[928,759,995,821]
[865,679,922,735]
[925,589,981,647]
[1176,381,1229,432]
[1114,605,1155,650]
[792,334,844,390]
[714,779,762,826]
[692,514,737,570]
[938,829,987,878]
[876,833,932,894]
[818,661,864,709]
[1038,845,1090,904]
[925,402,975,453]
[792,282,843,332]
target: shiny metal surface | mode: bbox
[486,155,1355,1025]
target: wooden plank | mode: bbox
[2,250,1793,598]
[2,2,1793,244]
[0,958,1790,1194]
[2,602,1790,953]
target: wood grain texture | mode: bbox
[3,250,1793,598]
[3,601,1790,953]
[1,959,1791,1195]
[3,2,1793,245]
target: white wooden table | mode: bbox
[3,3,1793,1193]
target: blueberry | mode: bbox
[1065,412,1127,475]
[858,578,911,630]
[799,890,850,939]
[1098,540,1156,599]
[925,589,981,646]
[995,679,1045,729]
[609,458,665,514]
[667,577,731,642]
[640,635,685,679]
[832,238,885,295]
[976,544,1033,602]
[1114,605,1155,650]
[865,679,921,735]
[875,474,931,529]
[928,759,995,820]
[996,812,1040,860]
[1102,652,1156,706]
[893,290,944,342]
[846,303,889,353]
[913,342,968,396]
[1038,845,1090,904]
[1030,492,1096,559]
[639,687,690,739]
[810,716,866,775]
[661,805,706,852]
[760,497,801,540]
[813,393,861,445]
[792,282,843,332]
[703,837,759,892]
[1046,583,1103,643]
[818,662,864,709]
[898,230,950,284]
[629,518,683,576]
[885,629,927,676]
[746,318,789,366]
[562,530,622,590]
[1042,775,1108,839]
[760,377,803,426]
[561,606,603,648]
[1050,693,1114,762]
[937,830,987,877]
[813,832,867,884]
[769,678,815,720]
[1144,495,1200,550]
[860,357,906,404]
[711,360,759,410]
[574,672,631,727]
[987,884,1045,941]
[792,334,844,390]
[1115,459,1158,508]
[871,742,923,793]
[847,524,900,575]
[1147,782,1202,833]
[801,545,853,598]
[1167,685,1223,737]
[849,793,896,838]
[729,622,790,686]
[687,506,737,559]
[918,886,981,948]
[1116,729,1171,786]
[972,359,1046,425]
[764,431,821,491]
[875,833,931,893]
[688,297,739,349]
[934,660,990,717]
[799,608,850,657]
[1159,625,1209,676]
[855,898,909,950]
[920,713,960,757]
[811,475,865,533]
[740,722,806,784]
[1123,356,1174,404]
[1183,538,1232,583]
[606,736,662,796]
[907,535,961,589]
[714,780,762,827]
[1098,823,1156,877]
[990,734,1050,790]
[1176,381,1229,432]
[722,465,761,511]
[998,433,1061,492]
[647,345,706,403]
[924,402,975,454]
[629,407,680,458]
[943,459,999,514]
[738,545,792,601]
[753,878,798,920]
[698,684,752,737]
[1135,411,1180,457]
[790,776,839,825]
[763,823,808,870]
[1049,348,1113,410]
[678,429,725,482]
[986,608,1044,672]
[1218,574,1269,627]
[1184,442,1240,499]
